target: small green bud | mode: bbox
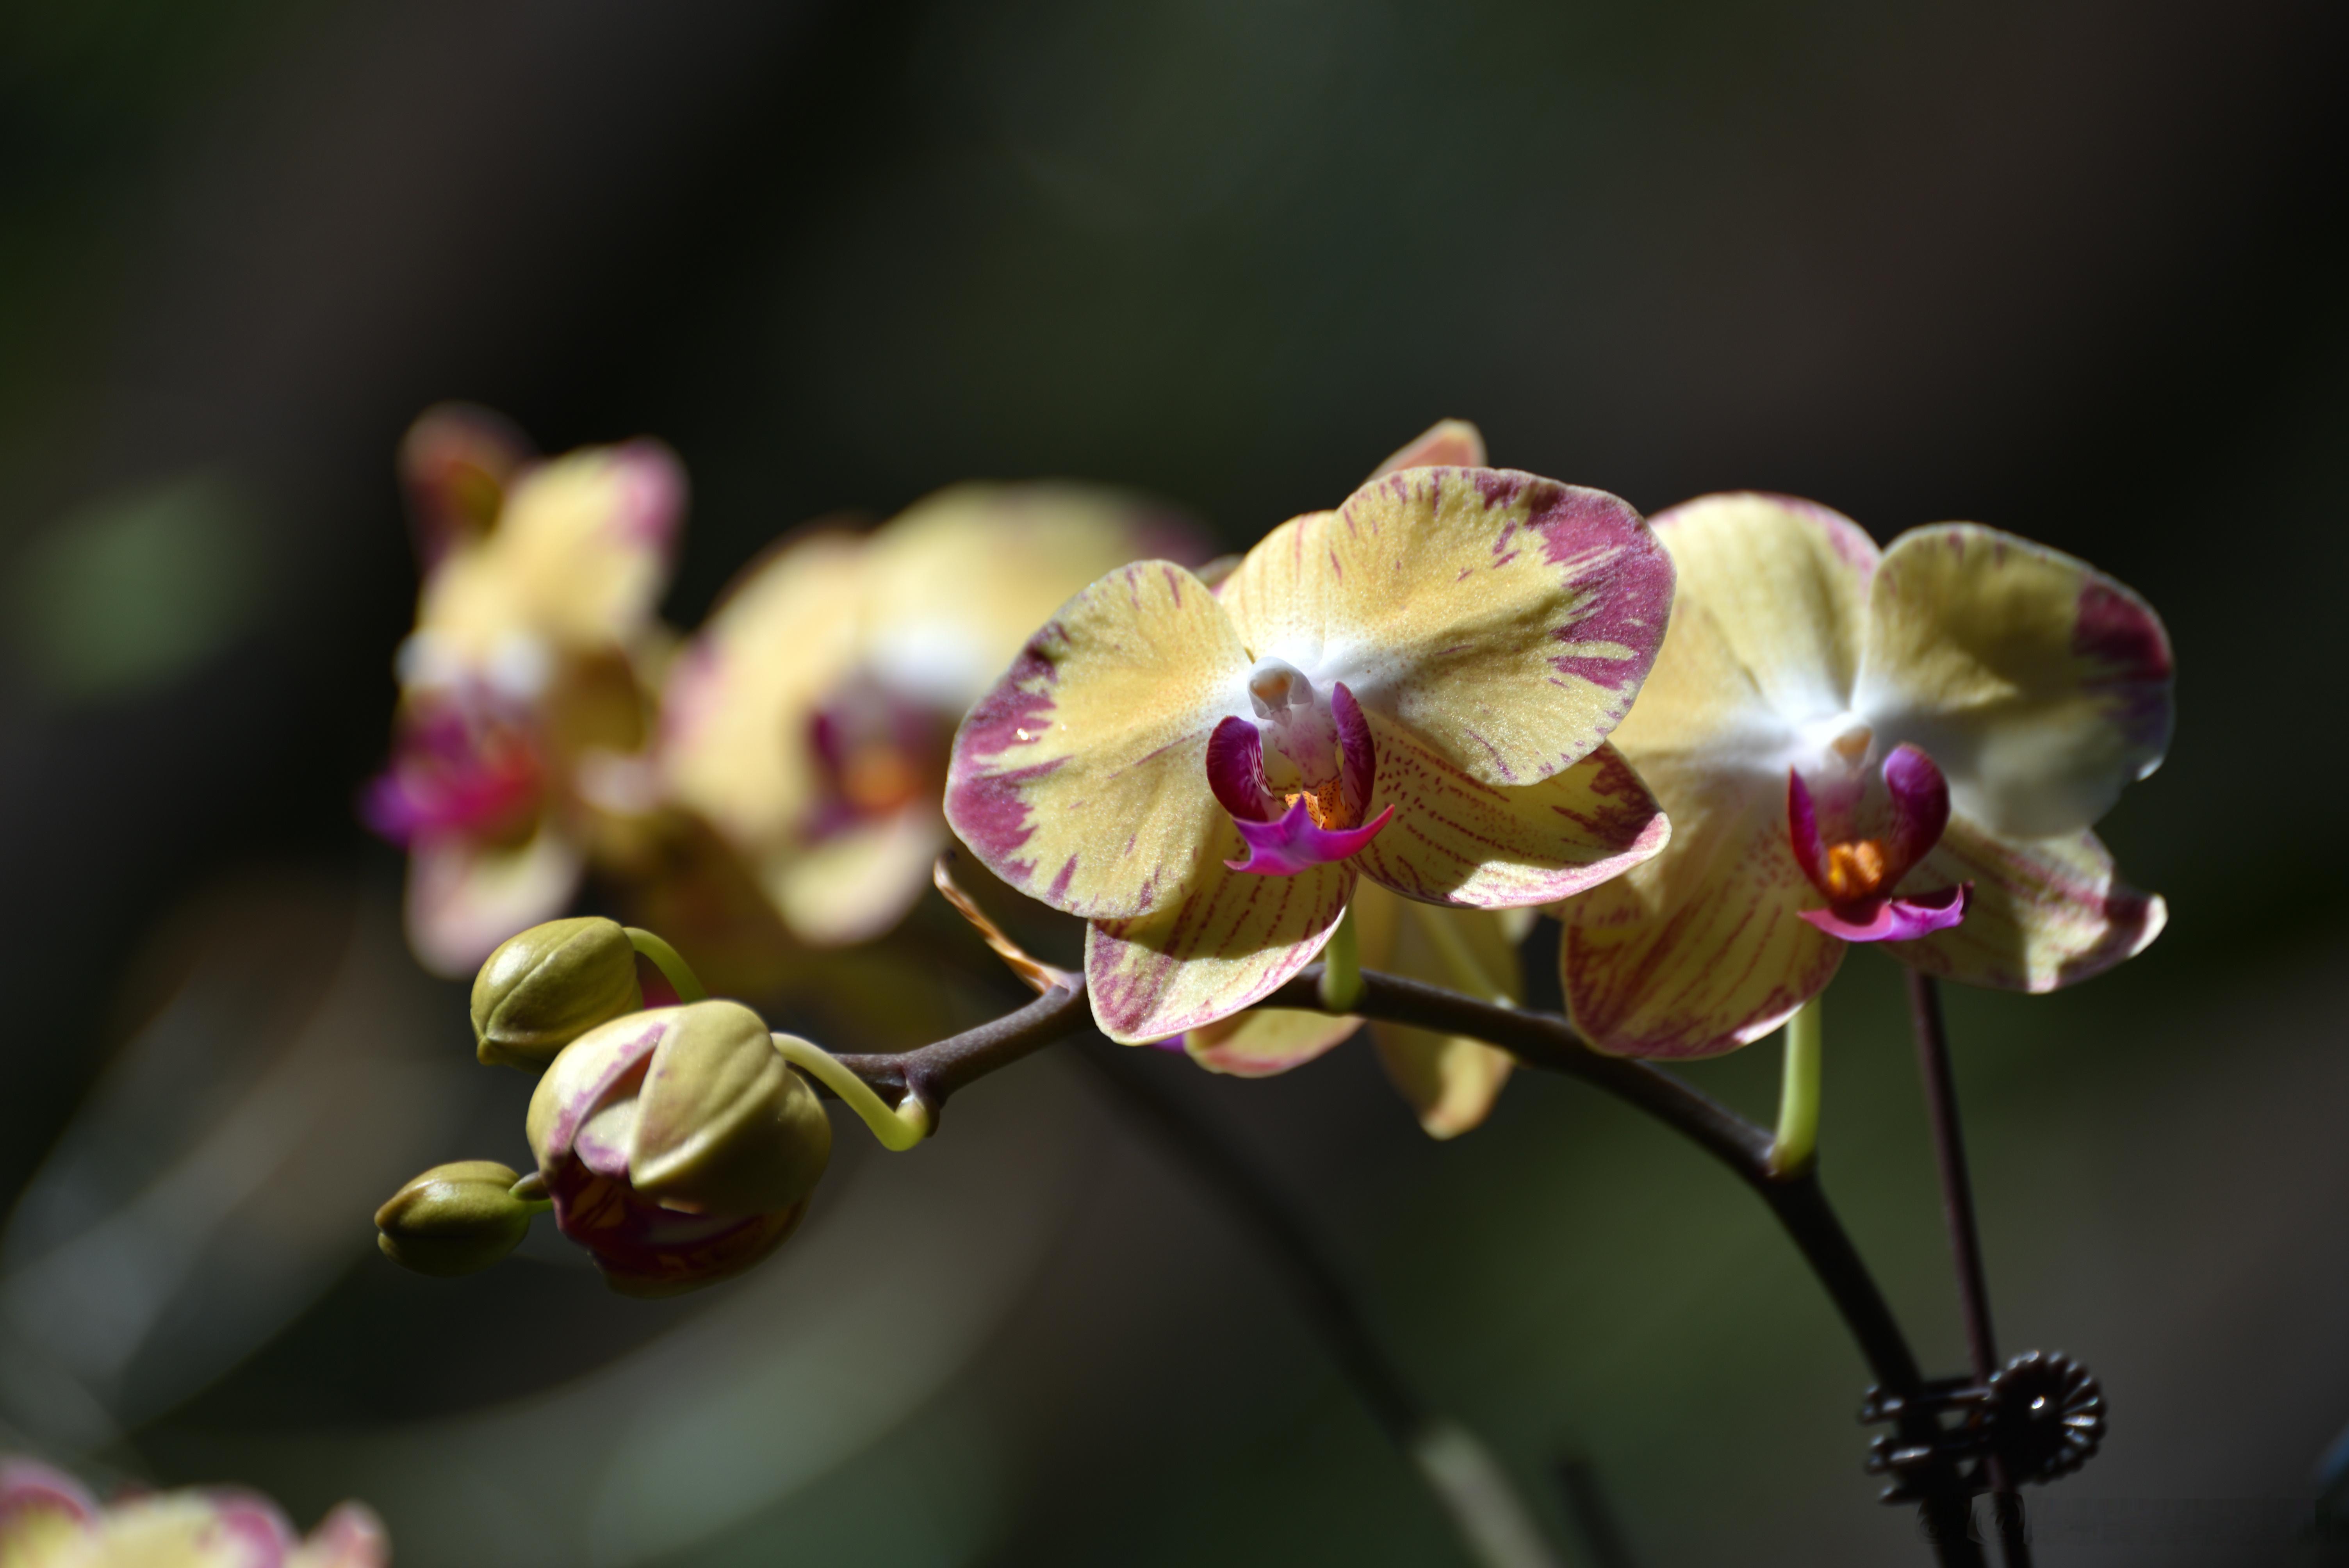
[471,917,643,1070]
[374,1160,537,1277]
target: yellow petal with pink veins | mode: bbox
[1349,714,1668,908]
[1642,492,1878,730]
[661,531,869,856]
[1856,524,2173,839]
[1885,816,2165,990]
[1367,418,1487,478]
[491,440,686,650]
[1559,761,1842,1059]
[1185,1009,1364,1076]
[1217,467,1672,789]
[405,821,586,979]
[1085,856,1352,1043]
[948,561,1251,920]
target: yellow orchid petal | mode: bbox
[948,561,1249,919]
[861,481,1200,713]
[405,822,585,979]
[1368,418,1487,477]
[1886,816,2165,990]
[1184,1008,1364,1077]
[1559,763,1841,1058]
[1856,524,2173,838]
[1086,857,1351,1042]
[766,805,945,948]
[490,440,686,650]
[1350,716,1669,908]
[1217,467,1672,788]
[1372,1031,1515,1140]
[1642,492,1878,730]
[660,531,868,858]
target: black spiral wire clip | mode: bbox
[1859,1350,2106,1504]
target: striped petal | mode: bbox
[1185,1008,1364,1077]
[948,561,1250,919]
[1856,524,2174,838]
[1368,418,1487,477]
[1217,467,1672,788]
[1643,493,1878,731]
[1349,715,1668,908]
[1559,764,1842,1058]
[1885,817,2165,990]
[1085,856,1352,1042]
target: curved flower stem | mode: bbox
[773,1034,932,1151]
[1319,902,1366,1012]
[1077,1037,1564,1568]
[828,982,1094,1128]
[1768,998,1824,1178]
[1907,970,2029,1566]
[625,927,709,1003]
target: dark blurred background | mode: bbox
[3,1,2346,1563]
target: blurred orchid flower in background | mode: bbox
[1184,879,1526,1139]
[364,405,686,977]
[0,1456,385,1567]
[1561,493,2173,1058]
[946,447,1674,1044]
[658,483,1198,948]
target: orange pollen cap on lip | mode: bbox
[841,745,923,815]
[1282,776,1353,832]
[1821,839,1889,902]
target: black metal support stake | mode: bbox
[1906,969,2030,1566]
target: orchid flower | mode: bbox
[660,483,1197,946]
[0,1456,385,1567]
[1560,492,2172,1058]
[1184,878,1527,1138]
[364,405,685,976]
[945,441,1674,1044]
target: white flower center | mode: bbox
[1243,656,1338,793]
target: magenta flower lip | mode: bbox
[1787,743,1969,946]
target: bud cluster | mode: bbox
[374,918,834,1295]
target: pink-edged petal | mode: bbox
[484,438,688,650]
[1856,524,2173,838]
[1207,716,1278,821]
[526,1010,670,1168]
[1085,857,1352,1043]
[398,402,532,570]
[1185,1009,1364,1077]
[0,1456,96,1529]
[403,821,586,978]
[1367,418,1487,478]
[291,1502,390,1568]
[1226,799,1395,875]
[1561,765,1841,1058]
[946,561,1251,920]
[1799,883,1971,942]
[1217,468,1672,788]
[1349,716,1668,908]
[1643,493,1878,729]
[1886,817,2165,990]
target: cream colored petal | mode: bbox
[1217,467,1672,787]
[1185,1009,1363,1077]
[1367,419,1487,477]
[1886,816,2165,991]
[1372,1031,1515,1140]
[1367,883,1523,1137]
[1085,856,1351,1043]
[1350,717,1669,908]
[1856,524,2173,838]
[405,823,586,979]
[947,561,1251,919]
[860,481,1201,713]
[1642,492,1878,731]
[767,807,945,948]
[492,440,686,649]
[1559,758,1841,1058]
[659,531,869,854]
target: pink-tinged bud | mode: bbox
[471,916,644,1070]
[524,1001,831,1297]
[374,1160,538,1277]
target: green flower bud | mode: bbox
[471,917,643,1070]
[374,1160,537,1277]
